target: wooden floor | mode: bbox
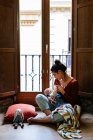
[0,112,93,140]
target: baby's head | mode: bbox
[44,88,53,96]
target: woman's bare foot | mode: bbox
[27,115,52,124]
[27,117,34,124]
[27,117,43,124]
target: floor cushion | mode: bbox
[4,103,37,123]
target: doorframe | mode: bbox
[72,0,77,78]
[42,0,50,91]
[17,0,50,105]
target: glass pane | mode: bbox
[20,0,42,92]
[50,0,72,87]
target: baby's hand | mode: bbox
[50,92,56,100]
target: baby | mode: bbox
[44,87,57,106]
[44,87,57,99]
[13,108,24,129]
[46,79,62,99]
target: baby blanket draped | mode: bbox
[53,104,82,139]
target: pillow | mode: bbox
[4,103,37,123]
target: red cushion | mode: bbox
[4,103,37,122]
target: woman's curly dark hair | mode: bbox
[51,60,67,73]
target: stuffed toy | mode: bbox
[13,108,24,129]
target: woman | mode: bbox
[27,60,79,124]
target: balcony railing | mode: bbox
[20,53,71,92]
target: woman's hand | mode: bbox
[56,85,65,95]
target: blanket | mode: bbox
[53,104,82,139]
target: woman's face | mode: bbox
[52,70,64,80]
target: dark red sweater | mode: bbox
[54,78,79,106]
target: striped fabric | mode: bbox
[54,104,82,139]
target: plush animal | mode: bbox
[13,108,24,129]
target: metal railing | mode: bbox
[20,53,71,92]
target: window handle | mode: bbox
[47,69,48,74]
[46,44,48,54]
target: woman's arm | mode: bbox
[56,80,79,106]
